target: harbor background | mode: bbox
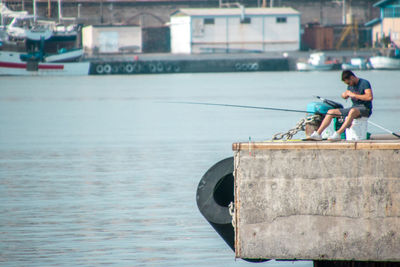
[1,71,399,266]
[6,0,377,29]
[2,0,399,75]
[1,0,383,55]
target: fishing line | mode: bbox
[368,121,400,138]
[165,101,399,138]
[167,101,310,114]
[165,101,344,117]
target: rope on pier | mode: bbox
[228,202,235,228]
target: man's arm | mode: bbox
[341,90,350,99]
[344,88,373,101]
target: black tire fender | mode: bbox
[196,157,270,262]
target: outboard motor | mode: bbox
[305,96,344,135]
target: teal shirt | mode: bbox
[348,78,373,111]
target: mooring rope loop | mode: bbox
[228,201,235,228]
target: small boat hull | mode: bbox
[296,62,334,71]
[44,49,84,63]
[0,51,89,76]
[341,58,370,70]
[296,52,336,71]
[369,56,400,70]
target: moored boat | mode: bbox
[0,50,90,75]
[369,56,400,70]
[369,46,400,70]
[0,3,89,75]
[6,15,53,41]
[44,48,84,63]
[296,52,336,71]
[341,57,370,70]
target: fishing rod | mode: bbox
[166,101,343,116]
[167,101,310,114]
[167,101,400,138]
[368,121,400,138]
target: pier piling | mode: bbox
[232,141,400,264]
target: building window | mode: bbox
[394,7,400,17]
[240,17,251,24]
[276,17,287,23]
[192,19,204,37]
[384,7,400,18]
[204,18,215,24]
[384,7,393,17]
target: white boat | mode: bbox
[0,50,90,75]
[0,2,88,75]
[6,16,53,41]
[296,52,335,71]
[341,58,370,70]
[368,45,400,70]
[1,0,79,43]
[369,56,400,70]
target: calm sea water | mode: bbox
[1,71,399,267]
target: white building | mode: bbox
[170,7,300,54]
[82,25,142,54]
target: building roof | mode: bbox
[373,0,398,7]
[365,17,381,27]
[172,7,300,17]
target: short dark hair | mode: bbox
[342,70,355,81]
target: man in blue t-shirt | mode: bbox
[309,70,373,141]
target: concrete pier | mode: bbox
[232,141,400,262]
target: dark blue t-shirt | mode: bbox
[347,78,373,110]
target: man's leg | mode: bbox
[335,107,361,135]
[308,109,342,141]
[327,107,361,141]
[316,109,342,135]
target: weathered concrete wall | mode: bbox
[233,141,400,261]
